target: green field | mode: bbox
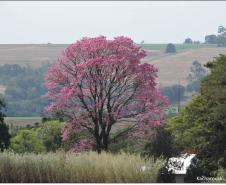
[140,43,219,51]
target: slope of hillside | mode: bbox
[0,45,226,87]
[145,48,226,86]
[0,44,68,67]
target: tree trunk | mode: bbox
[103,134,109,151]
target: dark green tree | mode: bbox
[167,55,226,181]
[0,98,10,151]
[165,43,176,53]
[143,127,179,159]
[205,35,217,44]
[184,38,193,44]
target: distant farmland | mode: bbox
[146,47,226,86]
[0,44,68,67]
[140,43,219,51]
[0,44,226,86]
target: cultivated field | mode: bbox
[141,43,218,51]
[0,44,67,67]
[147,47,226,86]
[0,44,226,87]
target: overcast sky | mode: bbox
[0,1,226,44]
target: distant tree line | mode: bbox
[160,60,207,111]
[0,64,50,116]
[205,25,226,46]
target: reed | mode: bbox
[0,151,165,183]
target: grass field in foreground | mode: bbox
[0,151,165,183]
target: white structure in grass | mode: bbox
[168,154,196,183]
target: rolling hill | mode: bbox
[0,44,226,87]
[0,44,67,67]
[146,48,226,86]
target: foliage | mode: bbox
[9,128,45,153]
[45,36,168,152]
[0,64,50,116]
[205,25,226,47]
[217,25,226,47]
[167,96,209,153]
[108,126,140,154]
[186,60,207,93]
[160,85,185,104]
[61,129,92,152]
[0,98,10,151]
[165,43,176,53]
[38,121,64,152]
[167,55,226,181]
[205,34,217,44]
[0,151,165,183]
[143,127,179,160]
[0,123,11,152]
[187,61,207,82]
[9,120,65,153]
[184,38,193,44]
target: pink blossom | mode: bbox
[45,36,168,152]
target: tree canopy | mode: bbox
[184,38,193,44]
[165,43,176,53]
[45,36,168,153]
[167,55,226,180]
[0,64,50,116]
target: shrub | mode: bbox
[38,121,64,152]
[0,151,165,183]
[9,128,45,153]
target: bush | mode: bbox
[9,128,45,153]
[165,43,176,53]
[0,151,165,183]
[38,121,64,152]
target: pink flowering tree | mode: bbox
[45,36,168,153]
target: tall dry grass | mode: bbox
[0,151,165,183]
